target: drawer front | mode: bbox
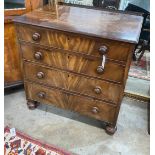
[21,43,68,69]
[24,62,122,103]
[68,54,125,83]
[25,81,116,123]
[68,93,116,123]
[21,45,125,83]
[25,82,68,109]
[18,25,132,62]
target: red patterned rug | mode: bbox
[129,51,150,81]
[4,126,73,155]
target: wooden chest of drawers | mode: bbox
[14,4,143,135]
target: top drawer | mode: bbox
[16,24,133,63]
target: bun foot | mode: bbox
[27,100,39,110]
[105,125,117,135]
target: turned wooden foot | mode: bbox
[27,100,39,110]
[105,125,117,135]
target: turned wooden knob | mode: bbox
[94,86,102,94]
[92,107,99,114]
[37,72,44,79]
[37,92,46,99]
[34,52,43,60]
[99,45,108,54]
[32,33,41,41]
[97,66,104,73]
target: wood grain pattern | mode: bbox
[14,4,143,43]
[4,20,23,84]
[4,0,45,87]
[20,40,126,83]
[14,5,143,134]
[67,54,125,83]
[18,27,133,63]
[25,81,116,123]
[67,94,116,123]
[25,81,68,109]
[22,46,125,83]
[24,62,122,103]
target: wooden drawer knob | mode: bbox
[97,66,104,73]
[99,45,108,54]
[37,92,46,99]
[92,107,99,114]
[37,72,45,79]
[34,52,43,60]
[94,86,102,94]
[32,33,41,41]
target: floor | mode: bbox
[125,77,150,97]
[4,88,150,155]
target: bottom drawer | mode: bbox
[25,81,117,123]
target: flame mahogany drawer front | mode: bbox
[25,81,117,123]
[24,62,122,104]
[14,4,143,134]
[21,43,125,83]
[18,25,132,63]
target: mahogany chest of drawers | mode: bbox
[14,4,143,135]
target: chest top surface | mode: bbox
[14,4,143,44]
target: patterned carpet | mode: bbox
[4,127,73,155]
[129,51,150,81]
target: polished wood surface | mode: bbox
[24,53,125,83]
[14,4,143,43]
[15,4,143,134]
[4,0,44,87]
[25,81,116,123]
[24,62,122,103]
[4,19,23,85]
[18,25,133,63]
[20,42,131,65]
[20,42,126,83]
